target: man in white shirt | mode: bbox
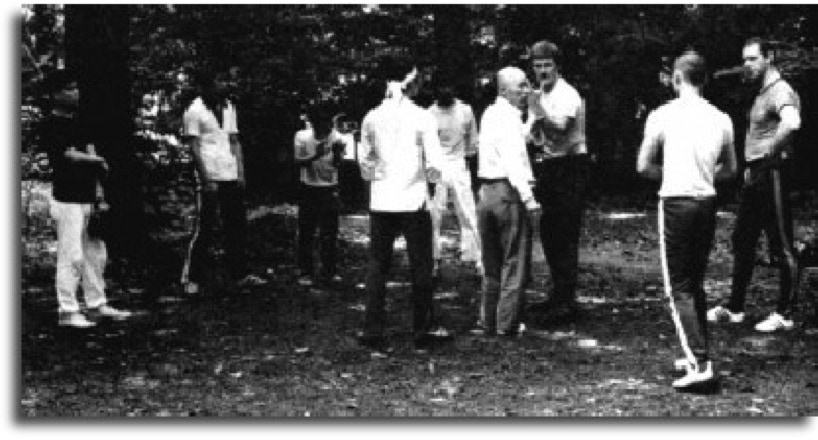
[638,51,737,392]
[428,76,482,275]
[294,100,345,286]
[357,57,446,353]
[475,66,541,337]
[525,40,590,321]
[181,69,261,295]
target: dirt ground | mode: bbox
[19,183,818,417]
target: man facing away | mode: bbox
[427,76,482,276]
[473,66,541,337]
[707,37,802,333]
[294,100,345,287]
[357,57,447,353]
[638,51,737,391]
[525,40,590,321]
[42,68,131,327]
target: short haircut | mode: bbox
[371,55,416,83]
[497,66,526,92]
[307,100,336,126]
[744,37,774,59]
[530,40,561,64]
[674,50,707,87]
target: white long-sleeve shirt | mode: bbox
[360,97,444,212]
[478,96,536,204]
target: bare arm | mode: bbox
[185,135,213,190]
[766,106,801,158]
[230,133,245,186]
[715,123,737,182]
[637,113,662,181]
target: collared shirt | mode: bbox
[360,97,443,212]
[183,97,239,181]
[294,128,342,187]
[745,69,801,161]
[428,99,478,161]
[528,77,586,158]
[478,96,535,203]
[643,94,734,198]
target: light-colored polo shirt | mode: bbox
[294,128,342,187]
[360,98,443,212]
[529,77,586,157]
[183,97,239,181]
[643,94,734,198]
[478,96,536,204]
[745,69,801,162]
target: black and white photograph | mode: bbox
[14,2,818,421]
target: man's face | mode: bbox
[532,57,558,89]
[505,77,531,109]
[742,43,770,84]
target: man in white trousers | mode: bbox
[637,51,737,392]
[428,76,482,276]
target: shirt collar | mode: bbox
[496,95,522,117]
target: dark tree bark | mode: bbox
[433,5,474,102]
[65,5,148,261]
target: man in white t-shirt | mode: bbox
[294,101,345,286]
[638,51,737,392]
[428,76,482,275]
[181,70,262,295]
[525,40,590,322]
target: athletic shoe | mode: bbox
[183,282,199,294]
[58,312,96,328]
[706,305,745,323]
[754,312,794,332]
[673,361,715,391]
[297,276,314,287]
[237,274,267,287]
[90,305,132,321]
[673,358,692,371]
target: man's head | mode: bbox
[530,40,561,91]
[671,50,707,92]
[497,66,531,109]
[742,37,774,85]
[373,55,421,98]
[433,75,457,108]
[45,68,79,113]
[307,100,336,138]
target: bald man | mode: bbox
[473,67,540,337]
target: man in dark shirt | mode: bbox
[42,69,131,328]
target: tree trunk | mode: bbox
[433,5,474,102]
[65,5,147,261]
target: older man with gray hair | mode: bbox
[473,66,540,337]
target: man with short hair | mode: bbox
[707,37,802,333]
[42,69,132,327]
[428,76,482,275]
[525,40,590,321]
[638,51,737,391]
[357,57,446,353]
[181,69,263,295]
[474,66,540,337]
[294,100,345,286]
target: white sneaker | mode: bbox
[184,282,199,294]
[706,305,745,323]
[92,305,132,321]
[297,276,313,287]
[672,361,714,389]
[673,358,692,371]
[58,312,96,328]
[754,312,794,332]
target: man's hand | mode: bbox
[525,198,541,213]
[426,166,442,184]
[527,90,546,119]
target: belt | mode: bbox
[479,177,509,184]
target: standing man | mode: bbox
[428,76,482,276]
[707,37,802,332]
[357,57,446,353]
[525,40,590,320]
[294,100,345,286]
[181,69,263,295]
[638,51,737,391]
[42,69,131,327]
[474,66,540,337]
